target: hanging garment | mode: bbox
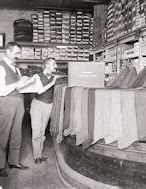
[92,88,112,145]
[82,88,95,149]
[92,89,104,144]
[76,88,89,145]
[71,87,83,136]
[63,87,76,136]
[102,89,112,139]
[107,65,137,89]
[104,89,122,145]
[128,66,146,88]
[121,65,137,88]
[118,90,138,149]
[106,66,130,88]
[63,87,72,131]
[134,89,146,140]
[56,86,67,143]
[50,84,66,136]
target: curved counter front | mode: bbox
[53,136,146,189]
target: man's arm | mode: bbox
[37,76,58,94]
[37,75,63,94]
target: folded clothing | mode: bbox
[13,19,33,42]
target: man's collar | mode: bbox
[3,57,15,66]
[43,69,51,76]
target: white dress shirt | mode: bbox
[0,57,21,96]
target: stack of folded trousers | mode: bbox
[13,19,33,42]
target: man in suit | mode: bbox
[0,41,29,177]
[30,58,58,164]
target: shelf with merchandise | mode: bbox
[17,41,92,49]
[92,27,146,76]
[16,42,92,64]
[16,59,70,64]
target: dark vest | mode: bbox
[35,72,54,104]
[0,60,23,98]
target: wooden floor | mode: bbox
[0,113,67,189]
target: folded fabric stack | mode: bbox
[106,64,137,89]
[128,66,146,88]
[13,19,33,42]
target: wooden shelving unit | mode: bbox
[93,26,146,78]
[92,0,146,79]
[18,41,91,49]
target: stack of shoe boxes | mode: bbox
[31,9,93,45]
[22,9,94,62]
[135,0,142,29]
[107,2,114,42]
[122,42,140,59]
[50,10,56,43]
[48,47,54,58]
[83,48,90,61]
[37,12,44,42]
[21,46,91,61]
[56,11,62,43]
[42,47,48,59]
[76,11,83,44]
[93,4,108,48]
[71,47,78,60]
[31,14,38,42]
[34,48,42,59]
[43,10,50,43]
[89,17,94,45]
[70,12,77,44]
[106,0,146,42]
[59,48,66,60]
[124,1,133,34]
[77,47,84,60]
[138,0,146,27]
[62,12,70,44]
[21,47,34,59]
[82,13,90,44]
[114,0,124,38]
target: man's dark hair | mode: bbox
[44,57,55,64]
[6,41,21,51]
[41,57,56,71]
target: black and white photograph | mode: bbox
[0,0,146,189]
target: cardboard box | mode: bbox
[68,61,105,88]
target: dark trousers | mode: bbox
[0,96,24,168]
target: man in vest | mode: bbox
[0,41,29,177]
[30,58,58,164]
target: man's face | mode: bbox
[45,60,58,74]
[6,45,22,62]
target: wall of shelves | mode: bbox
[16,8,94,75]
[92,0,146,81]
[17,42,92,62]
[31,9,93,45]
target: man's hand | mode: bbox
[16,76,30,89]
[54,75,62,80]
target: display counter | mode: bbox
[50,85,146,188]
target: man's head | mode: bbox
[42,58,58,74]
[6,41,22,63]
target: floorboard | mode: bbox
[0,112,67,189]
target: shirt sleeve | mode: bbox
[0,65,17,96]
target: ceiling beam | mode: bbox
[80,0,110,4]
[0,0,109,10]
